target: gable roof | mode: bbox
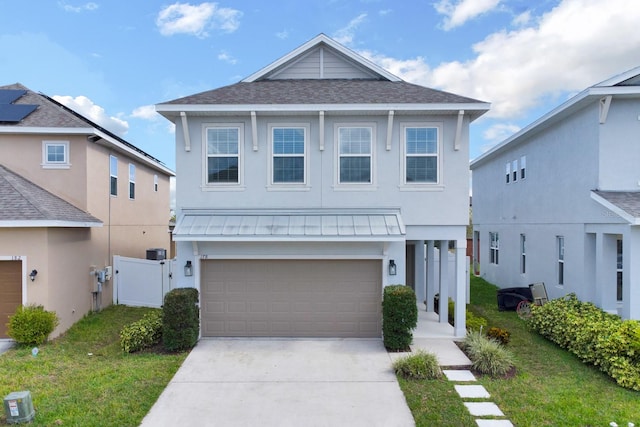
[471,66,640,168]
[0,164,102,227]
[0,83,174,177]
[591,191,640,225]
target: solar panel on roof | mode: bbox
[0,89,26,104]
[0,104,37,122]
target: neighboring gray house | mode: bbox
[471,66,640,320]
[156,34,489,338]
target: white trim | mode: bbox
[41,140,71,169]
[267,123,310,189]
[399,122,443,188]
[180,112,191,152]
[251,111,258,151]
[202,123,244,189]
[318,111,325,151]
[454,110,464,151]
[386,110,394,151]
[0,220,102,227]
[200,254,385,260]
[0,126,94,134]
[334,122,377,189]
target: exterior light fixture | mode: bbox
[29,269,38,282]
[184,261,193,277]
[388,260,397,276]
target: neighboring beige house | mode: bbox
[0,83,174,338]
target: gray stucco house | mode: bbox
[156,34,489,338]
[471,66,640,320]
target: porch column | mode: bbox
[414,240,426,307]
[454,239,467,337]
[426,240,436,311]
[624,227,640,319]
[438,241,449,324]
[595,232,618,312]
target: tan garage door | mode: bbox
[0,261,22,338]
[201,259,381,338]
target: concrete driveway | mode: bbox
[140,338,415,427]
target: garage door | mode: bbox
[201,259,382,338]
[0,261,22,338]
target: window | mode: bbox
[338,126,372,183]
[520,234,526,274]
[520,156,526,179]
[489,232,499,265]
[505,162,510,183]
[42,141,70,168]
[110,155,118,196]
[206,126,241,184]
[512,160,518,182]
[153,175,158,192]
[403,125,439,183]
[128,164,135,199]
[617,238,623,301]
[557,236,565,285]
[271,126,306,184]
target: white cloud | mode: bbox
[131,105,159,120]
[434,0,501,30]
[481,123,521,151]
[156,2,242,38]
[217,50,237,64]
[512,10,531,27]
[53,95,129,136]
[333,13,367,46]
[276,30,289,40]
[58,1,98,12]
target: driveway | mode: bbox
[140,338,415,427]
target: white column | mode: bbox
[624,227,640,319]
[596,232,618,312]
[414,241,426,306]
[438,241,449,324]
[426,240,436,311]
[455,239,467,337]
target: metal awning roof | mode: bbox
[173,209,406,242]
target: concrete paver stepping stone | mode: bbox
[464,402,504,417]
[454,384,490,398]
[443,369,476,382]
[475,420,514,427]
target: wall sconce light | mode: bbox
[388,260,397,276]
[29,269,38,282]
[184,261,193,277]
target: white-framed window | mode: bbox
[335,124,375,186]
[402,124,440,184]
[489,232,499,265]
[557,236,565,285]
[128,163,136,200]
[42,141,70,168]
[617,237,623,301]
[270,125,307,185]
[153,174,158,192]
[512,159,518,182]
[505,162,511,184]
[110,155,118,196]
[204,124,243,187]
[520,155,526,180]
[520,234,526,274]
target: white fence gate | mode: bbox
[113,256,174,308]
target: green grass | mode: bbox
[398,275,640,427]
[0,305,188,426]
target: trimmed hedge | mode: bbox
[382,285,418,351]
[7,304,59,346]
[528,293,640,390]
[120,309,162,353]
[162,287,200,352]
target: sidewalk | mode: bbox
[0,340,14,355]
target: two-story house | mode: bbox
[157,34,489,338]
[471,67,640,320]
[0,83,174,338]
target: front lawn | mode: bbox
[399,276,640,427]
[0,305,188,426]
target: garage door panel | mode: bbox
[202,259,381,338]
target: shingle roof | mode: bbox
[0,164,102,226]
[593,190,640,218]
[160,79,484,106]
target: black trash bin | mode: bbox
[497,287,532,311]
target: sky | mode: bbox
[1,0,640,172]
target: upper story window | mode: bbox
[512,159,518,182]
[205,125,242,186]
[110,155,118,196]
[128,163,136,200]
[336,125,374,185]
[153,174,158,192]
[267,124,309,189]
[520,155,526,179]
[505,162,511,184]
[42,141,70,169]
[402,124,440,185]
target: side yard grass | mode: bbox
[399,275,640,427]
[0,305,188,426]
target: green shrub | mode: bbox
[120,309,162,353]
[393,350,442,380]
[487,327,511,345]
[162,287,200,352]
[382,285,418,351]
[462,330,514,377]
[528,294,640,390]
[7,304,59,346]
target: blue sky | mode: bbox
[1,0,640,172]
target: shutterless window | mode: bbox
[339,127,371,183]
[110,155,118,196]
[153,174,158,192]
[42,141,70,168]
[512,159,518,182]
[272,127,305,183]
[489,232,499,265]
[207,127,239,184]
[128,164,136,199]
[405,127,438,183]
[617,238,623,301]
[520,234,526,274]
[557,236,565,285]
[520,156,526,179]
[505,162,510,184]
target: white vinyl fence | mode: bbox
[113,256,174,308]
